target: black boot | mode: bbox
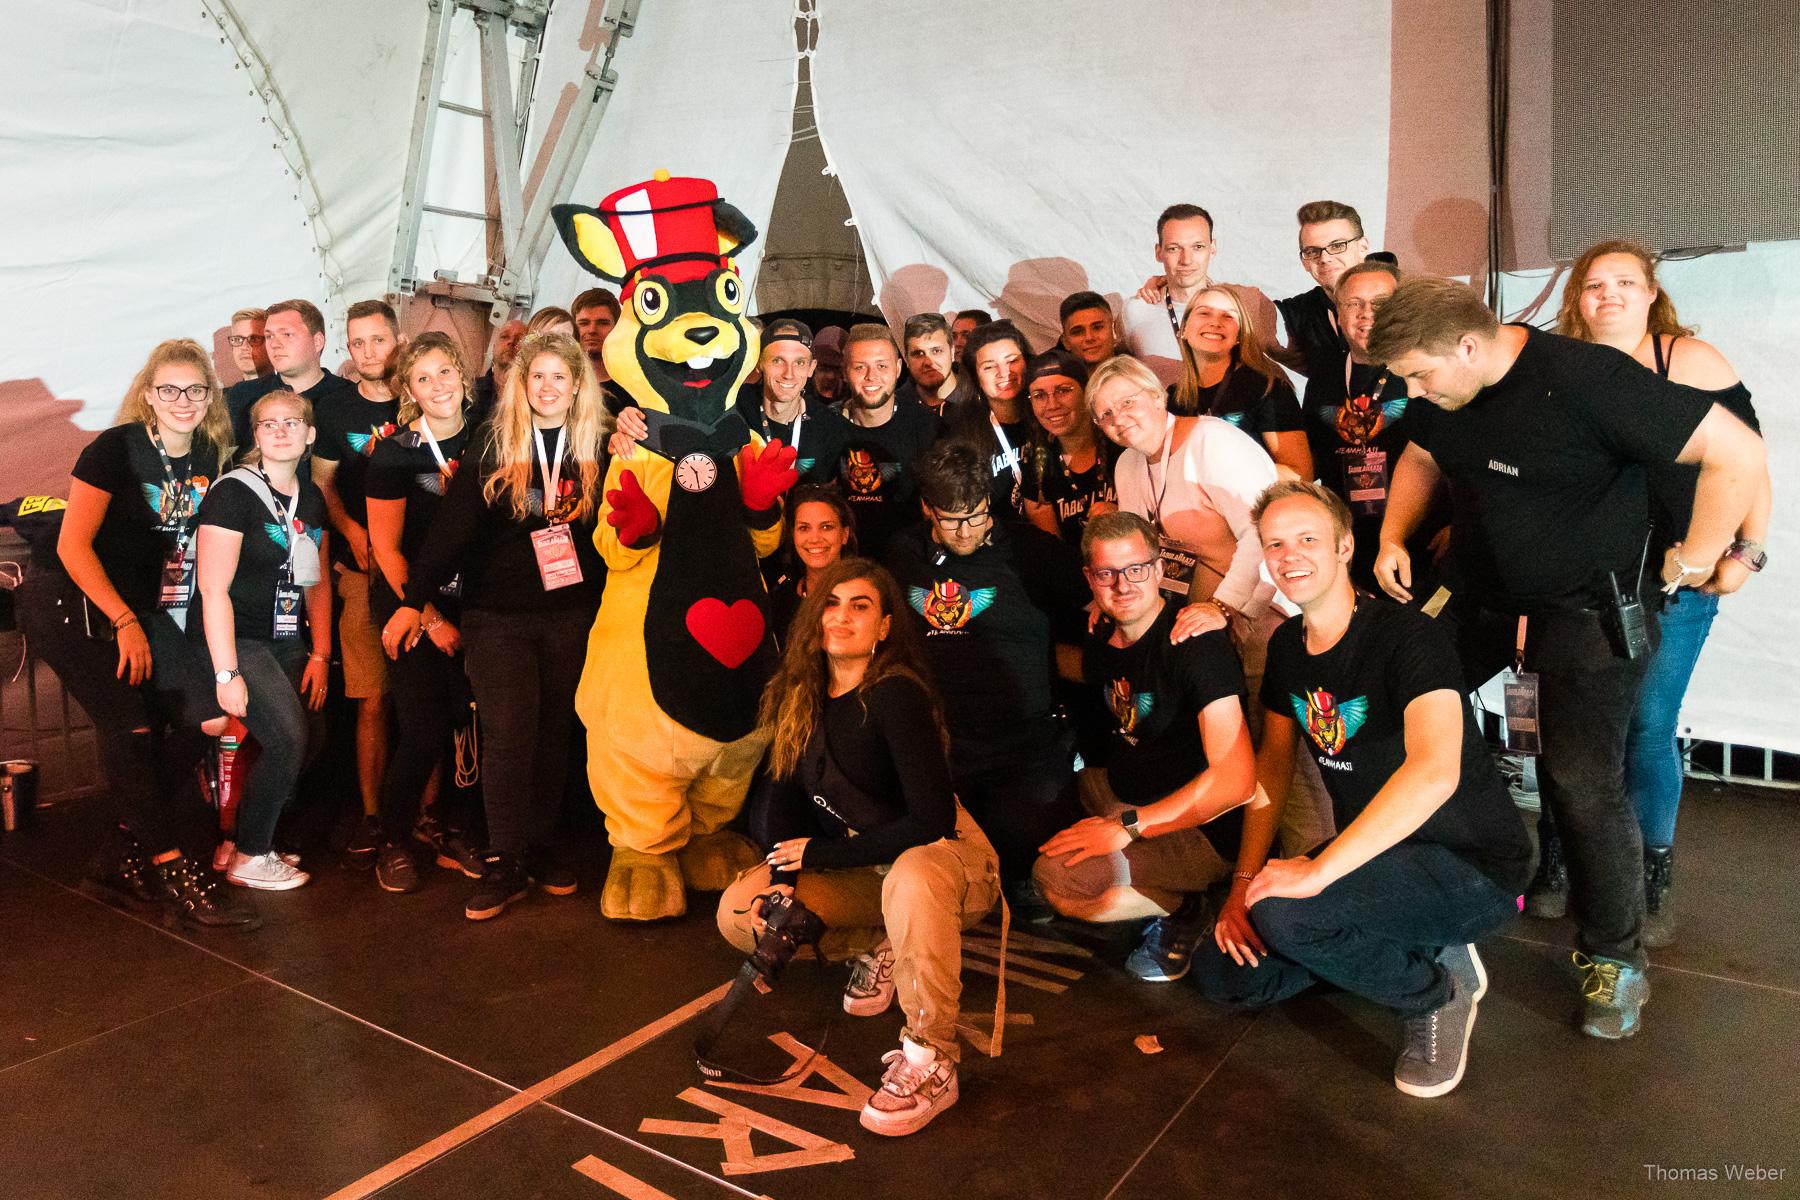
[81,828,162,907]
[1525,813,1568,920]
[157,856,262,931]
[1643,845,1676,949]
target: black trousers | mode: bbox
[1440,596,1656,967]
[16,572,210,856]
[460,606,590,859]
[377,634,469,843]
[953,736,1081,884]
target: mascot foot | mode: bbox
[601,848,686,922]
[678,830,761,892]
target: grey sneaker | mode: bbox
[859,1038,959,1137]
[844,939,896,1016]
[1575,952,1649,1039]
[1394,971,1479,1098]
[1125,894,1213,982]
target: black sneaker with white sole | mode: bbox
[376,842,422,894]
[465,855,529,921]
[345,813,382,869]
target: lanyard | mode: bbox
[148,424,197,549]
[763,402,804,455]
[533,425,567,521]
[990,415,1022,484]
[1163,290,1182,337]
[418,418,455,472]
[256,467,299,578]
[1141,415,1175,531]
[1344,356,1390,399]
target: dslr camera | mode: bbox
[750,890,827,981]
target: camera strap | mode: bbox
[694,898,835,1086]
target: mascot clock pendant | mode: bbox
[675,452,718,493]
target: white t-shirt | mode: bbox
[1120,296,1185,387]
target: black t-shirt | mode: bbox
[1174,365,1304,445]
[1085,603,1246,859]
[1262,599,1532,890]
[1275,286,1345,380]
[404,426,604,615]
[194,472,327,642]
[834,399,942,558]
[364,422,474,621]
[883,519,1088,773]
[1642,351,1758,555]
[730,393,852,486]
[312,387,402,537]
[225,370,359,465]
[69,424,226,611]
[1026,439,1121,545]
[762,674,957,879]
[1405,326,1713,608]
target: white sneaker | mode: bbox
[859,1038,958,1137]
[227,850,311,891]
[844,939,896,1016]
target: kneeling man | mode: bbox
[1035,511,1256,982]
[1191,480,1531,1097]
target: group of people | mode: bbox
[12,197,1769,1137]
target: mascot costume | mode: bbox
[554,173,798,921]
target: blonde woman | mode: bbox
[385,331,608,921]
[1173,284,1312,480]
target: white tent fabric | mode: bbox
[0,0,1791,753]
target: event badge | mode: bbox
[1338,445,1389,513]
[272,582,303,640]
[159,545,195,613]
[1503,670,1541,756]
[530,524,583,591]
[1156,536,1200,599]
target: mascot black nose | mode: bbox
[686,326,720,347]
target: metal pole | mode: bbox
[389,0,457,296]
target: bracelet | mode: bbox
[1232,871,1256,883]
[112,611,139,631]
[308,652,330,663]
[424,617,444,632]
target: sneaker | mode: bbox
[1525,822,1567,920]
[1643,845,1676,949]
[526,852,578,897]
[465,855,529,921]
[1575,952,1649,1039]
[376,841,421,894]
[1126,894,1214,982]
[844,939,897,1016]
[227,850,311,891]
[1395,975,1477,1098]
[82,831,162,907]
[859,1039,959,1137]
[1004,877,1057,925]
[415,817,484,879]
[345,813,382,868]
[157,856,261,930]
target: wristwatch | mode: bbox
[214,667,241,684]
[1119,809,1144,841]
[1727,539,1767,573]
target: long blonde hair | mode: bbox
[114,339,234,463]
[393,331,470,426]
[1173,284,1286,416]
[482,331,608,522]
[759,558,948,780]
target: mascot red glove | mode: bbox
[738,439,800,513]
[605,469,661,548]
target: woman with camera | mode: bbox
[716,558,1000,1139]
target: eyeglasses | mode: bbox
[255,418,308,434]
[153,384,211,403]
[1028,382,1081,404]
[1337,296,1387,315]
[931,507,992,533]
[227,334,265,347]
[1299,237,1361,263]
[1091,390,1156,428]
[1085,560,1158,587]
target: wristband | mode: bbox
[425,617,444,632]
[308,652,330,663]
[1232,871,1255,883]
[112,611,139,631]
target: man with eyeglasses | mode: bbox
[1272,200,1372,378]
[832,324,940,558]
[1035,511,1256,982]
[884,440,1088,903]
[224,298,358,457]
[225,307,272,383]
[1122,204,1217,386]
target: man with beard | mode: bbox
[900,312,962,415]
[831,324,940,558]
[471,317,526,423]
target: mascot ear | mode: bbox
[552,204,627,281]
[712,201,760,256]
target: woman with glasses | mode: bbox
[717,558,999,1138]
[946,320,1058,532]
[1020,349,1118,546]
[1172,284,1312,481]
[1549,239,1768,946]
[194,390,332,891]
[16,339,257,927]
[385,331,607,922]
[365,332,482,893]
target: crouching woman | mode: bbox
[717,558,999,1138]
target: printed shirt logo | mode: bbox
[908,579,996,632]
[141,475,210,531]
[1487,458,1520,477]
[414,457,460,496]
[1220,411,1247,428]
[346,423,400,456]
[263,515,322,551]
[1108,678,1155,745]
[1291,687,1369,756]
[1325,392,1407,445]
[528,476,581,523]
[842,448,899,496]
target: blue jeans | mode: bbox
[1188,842,1521,1017]
[1627,589,1719,847]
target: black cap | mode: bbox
[764,317,813,348]
[1025,348,1089,389]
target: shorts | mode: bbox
[335,567,389,700]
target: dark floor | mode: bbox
[1,781,1796,1200]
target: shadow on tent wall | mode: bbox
[0,380,96,502]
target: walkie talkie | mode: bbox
[1604,570,1651,661]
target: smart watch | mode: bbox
[214,667,241,684]
[1119,809,1143,841]
[1727,539,1767,573]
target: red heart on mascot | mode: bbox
[685,598,765,669]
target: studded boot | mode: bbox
[1643,845,1676,949]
